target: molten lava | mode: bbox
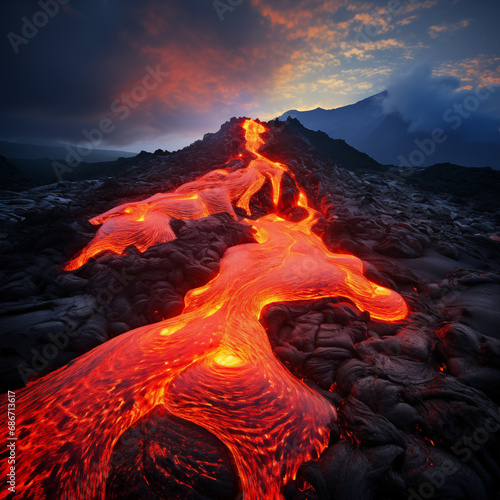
[64,120,289,272]
[1,119,407,500]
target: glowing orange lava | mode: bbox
[1,119,407,500]
[64,121,288,271]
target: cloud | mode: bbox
[1,0,358,150]
[428,19,469,38]
[250,0,346,43]
[381,64,500,143]
[1,0,496,152]
[401,0,438,14]
[342,39,409,60]
[0,0,292,149]
[436,55,500,87]
[397,15,419,26]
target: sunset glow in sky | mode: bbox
[1,0,499,152]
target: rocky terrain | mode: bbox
[1,118,500,499]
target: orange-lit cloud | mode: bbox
[429,19,470,38]
[106,0,445,125]
[342,39,406,60]
[105,0,450,133]
[401,0,438,14]
[436,55,500,86]
[2,0,496,153]
[397,15,419,26]
[111,2,294,119]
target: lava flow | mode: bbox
[1,119,408,500]
[64,120,289,271]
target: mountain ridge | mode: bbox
[279,91,500,169]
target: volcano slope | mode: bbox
[1,118,500,500]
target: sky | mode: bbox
[1,0,499,153]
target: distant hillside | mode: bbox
[0,140,137,163]
[0,150,171,190]
[0,155,37,190]
[277,117,382,171]
[279,92,500,169]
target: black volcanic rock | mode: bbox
[153,148,170,155]
[273,117,382,171]
[1,116,500,499]
[106,406,240,500]
[410,163,500,211]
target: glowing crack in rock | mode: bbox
[1,119,408,500]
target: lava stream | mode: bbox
[1,119,408,500]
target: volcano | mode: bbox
[1,118,500,500]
